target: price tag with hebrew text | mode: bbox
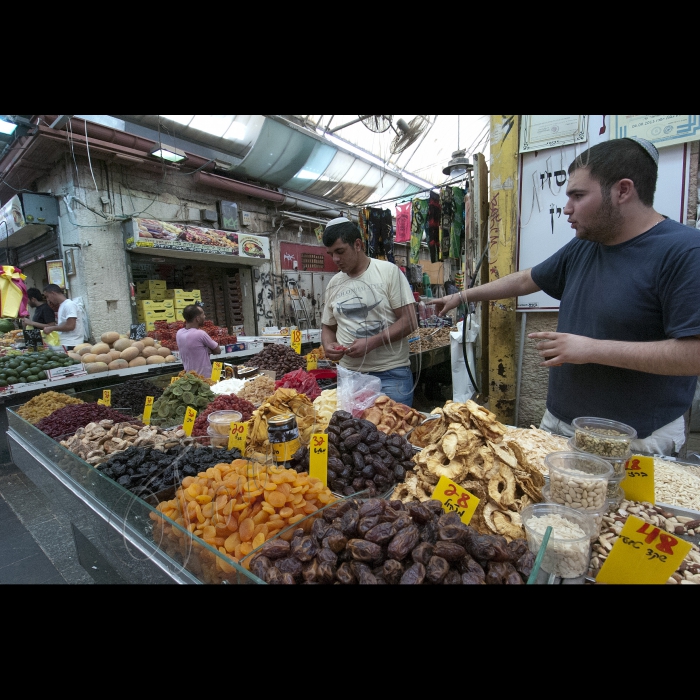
[228,421,248,454]
[621,455,655,504]
[182,406,197,436]
[596,514,692,584]
[142,396,154,425]
[211,362,223,383]
[306,355,318,371]
[291,329,302,354]
[309,433,328,486]
[102,390,111,407]
[431,475,480,526]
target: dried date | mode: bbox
[400,562,426,585]
[426,555,450,584]
[364,522,397,545]
[383,559,404,585]
[433,542,466,561]
[411,541,434,566]
[347,538,382,562]
[387,524,420,561]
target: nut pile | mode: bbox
[574,427,628,458]
[16,391,85,424]
[151,460,336,583]
[61,421,197,465]
[408,327,451,353]
[237,374,276,406]
[653,458,700,511]
[252,344,306,376]
[394,400,544,541]
[247,497,535,585]
[588,499,700,584]
[291,410,415,497]
[361,395,425,436]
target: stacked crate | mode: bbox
[225,270,244,327]
[135,280,175,330]
[166,288,202,322]
[183,265,219,325]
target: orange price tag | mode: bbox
[309,433,328,486]
[306,355,318,371]
[211,362,223,383]
[621,455,655,504]
[291,329,302,354]
[228,421,248,454]
[431,475,480,526]
[596,514,692,584]
[102,389,111,407]
[142,396,154,425]
[182,406,197,437]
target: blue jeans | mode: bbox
[367,366,414,407]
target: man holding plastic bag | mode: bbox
[322,217,418,406]
[21,284,85,350]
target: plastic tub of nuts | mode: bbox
[571,416,637,458]
[608,483,625,508]
[521,503,593,578]
[566,436,629,478]
[546,451,613,511]
[542,483,608,542]
[207,410,243,436]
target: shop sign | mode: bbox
[126,218,269,261]
[431,476,480,526]
[621,455,655,504]
[0,196,25,241]
[309,433,328,486]
[228,422,248,454]
[596,514,692,585]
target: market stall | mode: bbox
[6,355,700,584]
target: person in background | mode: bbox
[321,217,418,406]
[24,288,56,326]
[21,284,85,351]
[429,137,700,456]
[176,304,220,378]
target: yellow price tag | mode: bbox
[102,390,111,407]
[142,396,154,425]
[228,421,248,454]
[97,399,106,406]
[211,362,223,383]
[431,475,480,525]
[621,455,655,504]
[170,376,178,384]
[308,433,328,486]
[182,406,197,436]
[596,514,692,584]
[306,355,318,371]
[291,329,302,354]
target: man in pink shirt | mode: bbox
[175,305,221,378]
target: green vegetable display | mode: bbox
[0,350,80,387]
[150,374,216,427]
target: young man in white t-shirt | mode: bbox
[24,284,85,350]
[321,217,418,406]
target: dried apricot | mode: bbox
[279,507,294,519]
[265,490,286,508]
[252,532,266,550]
[239,518,255,542]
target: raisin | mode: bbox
[329,445,341,459]
[393,465,406,481]
[400,562,426,585]
[355,442,370,456]
[387,524,420,561]
[368,442,382,453]
[352,452,365,471]
[426,556,450,584]
[387,445,403,458]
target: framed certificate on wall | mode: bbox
[46,259,66,288]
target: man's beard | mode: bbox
[575,193,624,244]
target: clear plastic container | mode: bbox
[566,436,629,478]
[521,502,593,578]
[608,483,625,509]
[607,471,626,499]
[571,416,637,458]
[545,451,613,511]
[207,410,243,436]
[542,483,608,542]
[206,425,229,447]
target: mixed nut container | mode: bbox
[206,410,243,448]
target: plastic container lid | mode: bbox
[571,416,637,458]
[207,410,242,436]
[566,436,629,477]
[544,451,614,481]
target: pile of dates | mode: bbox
[290,410,415,496]
[248,497,535,584]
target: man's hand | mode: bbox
[44,325,55,334]
[427,293,462,317]
[344,337,374,359]
[529,331,594,367]
[324,342,347,361]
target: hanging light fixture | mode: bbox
[442,116,473,178]
[150,144,187,163]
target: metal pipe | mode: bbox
[193,171,285,203]
[514,312,527,427]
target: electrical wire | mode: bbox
[84,119,99,194]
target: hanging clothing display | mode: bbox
[450,186,466,260]
[427,192,441,264]
[367,208,395,263]
[395,202,412,243]
[410,197,428,265]
[439,186,455,261]
[358,208,372,257]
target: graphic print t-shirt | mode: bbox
[322,258,414,373]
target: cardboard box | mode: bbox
[172,297,201,309]
[165,288,201,300]
[137,299,174,312]
[137,280,167,294]
[225,343,247,352]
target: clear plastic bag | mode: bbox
[337,365,383,418]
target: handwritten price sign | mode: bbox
[228,421,248,454]
[622,455,655,504]
[596,514,691,584]
[171,376,178,384]
[291,329,302,354]
[308,433,328,486]
[142,396,154,425]
[102,390,111,407]
[306,355,318,371]
[182,406,197,437]
[431,475,480,525]
[211,362,223,383]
